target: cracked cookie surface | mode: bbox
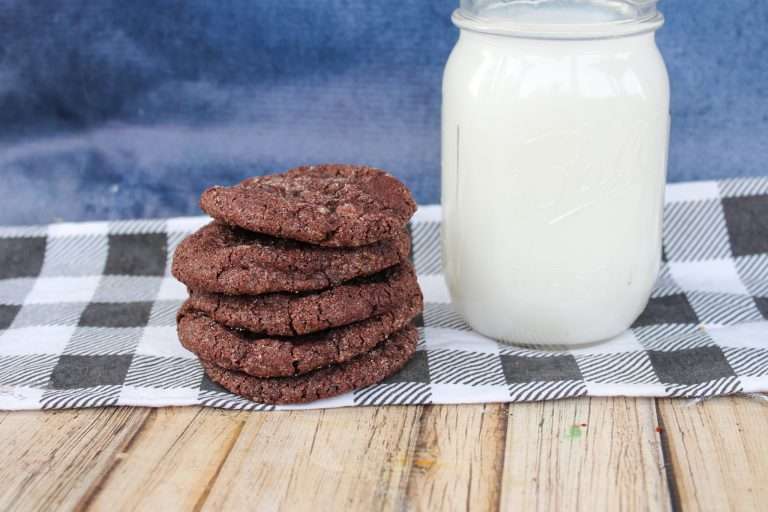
[171,222,410,295]
[199,325,418,404]
[199,164,417,247]
[185,262,420,336]
[177,291,422,378]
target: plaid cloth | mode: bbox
[1,177,767,411]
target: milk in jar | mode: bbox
[442,0,670,345]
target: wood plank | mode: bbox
[200,406,423,512]
[405,404,507,512]
[81,407,248,511]
[500,397,671,512]
[657,396,768,512]
[0,407,150,511]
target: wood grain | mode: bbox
[3,397,768,512]
[405,404,508,512]
[200,406,423,512]
[0,407,150,511]
[83,407,248,511]
[499,397,671,512]
[657,397,768,512]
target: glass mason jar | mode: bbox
[442,0,670,345]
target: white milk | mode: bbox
[442,2,670,345]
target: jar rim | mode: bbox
[452,8,664,39]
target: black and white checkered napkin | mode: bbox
[1,177,767,411]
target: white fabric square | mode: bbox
[0,326,76,355]
[665,180,720,203]
[430,383,510,404]
[279,393,354,410]
[92,276,163,302]
[24,276,101,304]
[136,326,196,359]
[166,216,209,233]
[0,278,37,305]
[585,382,668,397]
[47,221,108,238]
[156,276,189,300]
[422,326,501,354]
[670,259,749,295]
[705,321,768,350]
[118,386,201,407]
[738,376,768,395]
[411,205,441,223]
[418,274,451,303]
[0,386,44,410]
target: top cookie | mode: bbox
[199,164,417,247]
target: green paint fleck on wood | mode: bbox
[566,425,582,440]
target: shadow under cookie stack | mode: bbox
[171,164,423,405]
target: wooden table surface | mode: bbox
[1,396,766,511]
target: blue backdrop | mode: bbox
[0,0,766,224]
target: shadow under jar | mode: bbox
[442,0,670,345]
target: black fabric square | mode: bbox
[385,351,430,384]
[0,237,47,279]
[49,354,133,389]
[0,304,21,329]
[722,196,768,256]
[632,294,700,327]
[104,234,167,276]
[754,297,768,320]
[500,354,582,384]
[79,302,153,327]
[647,346,735,385]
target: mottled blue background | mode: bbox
[0,0,766,225]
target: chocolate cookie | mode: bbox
[186,262,419,336]
[178,289,422,377]
[200,325,418,404]
[199,164,417,247]
[172,222,410,295]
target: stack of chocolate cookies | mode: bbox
[172,164,423,404]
